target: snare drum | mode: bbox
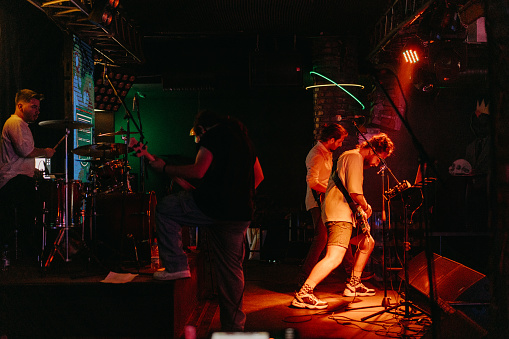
[37,179,84,228]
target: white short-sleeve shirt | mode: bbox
[0,115,35,189]
[322,149,364,224]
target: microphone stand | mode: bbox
[104,74,145,265]
[133,94,146,193]
[380,166,392,308]
[342,121,431,327]
[344,123,408,315]
[368,67,441,336]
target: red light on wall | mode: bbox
[403,49,420,63]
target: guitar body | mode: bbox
[352,204,370,235]
[332,170,371,236]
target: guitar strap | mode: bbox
[311,189,322,208]
[330,158,370,236]
[330,159,355,205]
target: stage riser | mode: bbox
[0,253,201,338]
[1,282,175,337]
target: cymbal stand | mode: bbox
[133,94,146,193]
[45,128,72,268]
[86,165,98,254]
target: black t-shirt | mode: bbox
[192,120,256,221]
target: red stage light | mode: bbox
[403,49,420,63]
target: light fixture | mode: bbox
[403,49,420,63]
[94,64,136,112]
[88,0,120,26]
[401,35,425,65]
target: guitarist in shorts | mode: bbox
[292,133,394,309]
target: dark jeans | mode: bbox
[155,190,250,331]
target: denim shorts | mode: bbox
[325,221,353,248]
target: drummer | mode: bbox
[0,89,56,257]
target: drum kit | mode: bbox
[37,119,137,268]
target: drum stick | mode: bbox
[53,133,68,150]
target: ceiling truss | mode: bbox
[26,0,144,65]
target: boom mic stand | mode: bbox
[343,121,405,313]
[367,66,442,337]
[380,166,392,308]
[361,184,430,322]
[103,72,146,266]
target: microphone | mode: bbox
[337,115,366,124]
[338,115,364,121]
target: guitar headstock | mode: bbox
[128,137,154,160]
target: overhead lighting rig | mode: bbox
[25,0,144,65]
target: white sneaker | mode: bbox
[291,292,328,309]
[343,279,375,297]
[153,269,191,281]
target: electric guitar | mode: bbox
[350,203,370,236]
[128,137,195,190]
[331,170,371,237]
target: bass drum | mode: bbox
[91,191,156,262]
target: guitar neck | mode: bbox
[129,137,155,161]
[142,152,155,162]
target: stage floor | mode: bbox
[0,252,489,338]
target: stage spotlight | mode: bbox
[403,49,420,64]
[88,0,120,26]
[401,36,425,64]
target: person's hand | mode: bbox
[364,204,372,218]
[149,157,166,172]
[44,148,56,158]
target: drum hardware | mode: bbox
[39,119,93,130]
[39,119,93,268]
[97,128,140,137]
[72,143,130,159]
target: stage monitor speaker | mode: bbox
[403,251,491,338]
[401,251,490,303]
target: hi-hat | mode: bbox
[39,119,93,130]
[72,143,128,158]
[98,130,140,137]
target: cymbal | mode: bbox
[72,143,128,158]
[98,130,140,137]
[39,119,92,130]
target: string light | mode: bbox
[309,71,365,110]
